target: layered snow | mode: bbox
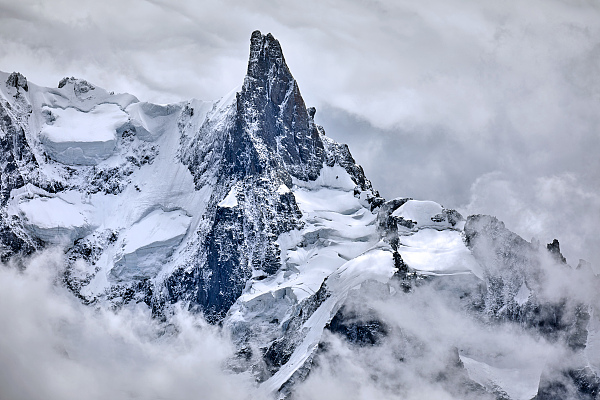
[80,98,216,294]
[261,246,396,395]
[226,165,396,395]
[398,229,483,278]
[111,209,192,280]
[292,164,356,191]
[126,102,179,142]
[392,199,483,279]
[2,81,220,296]
[39,104,128,165]
[393,199,454,230]
[460,355,543,400]
[8,186,92,244]
[237,166,378,306]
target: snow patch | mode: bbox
[218,186,238,208]
[261,246,396,395]
[277,184,291,195]
[293,165,356,191]
[392,199,451,230]
[126,102,179,142]
[514,282,531,306]
[398,229,483,279]
[13,195,91,244]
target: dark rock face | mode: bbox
[0,100,38,259]
[164,178,303,322]
[166,31,325,321]
[165,31,379,322]
[327,305,388,346]
[239,31,325,182]
[58,77,95,97]
[6,72,28,92]
[547,239,567,264]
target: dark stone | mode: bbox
[235,30,326,181]
[170,31,373,322]
[326,305,388,346]
[0,101,38,258]
[58,77,69,88]
[547,239,567,264]
[6,72,28,92]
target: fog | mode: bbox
[296,250,600,400]
[2,244,598,399]
[0,250,255,400]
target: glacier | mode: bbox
[0,31,598,399]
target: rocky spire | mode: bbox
[547,238,567,264]
[245,31,294,104]
[232,30,325,181]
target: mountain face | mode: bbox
[0,31,598,399]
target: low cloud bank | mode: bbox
[297,249,600,400]
[0,249,255,400]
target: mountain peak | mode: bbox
[246,30,291,92]
[235,31,324,181]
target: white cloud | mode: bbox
[463,172,600,270]
[0,250,256,400]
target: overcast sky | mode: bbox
[1,0,598,267]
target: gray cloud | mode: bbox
[296,256,599,400]
[0,250,255,400]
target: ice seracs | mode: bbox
[39,104,128,165]
[126,102,179,142]
[13,197,91,244]
[111,209,192,281]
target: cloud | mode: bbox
[296,264,595,400]
[0,249,256,400]
[463,171,600,270]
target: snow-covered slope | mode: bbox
[0,31,597,399]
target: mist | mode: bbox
[0,249,256,400]
[1,0,599,398]
[296,248,600,400]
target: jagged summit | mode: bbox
[233,30,325,182]
[246,30,292,92]
[6,72,28,92]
